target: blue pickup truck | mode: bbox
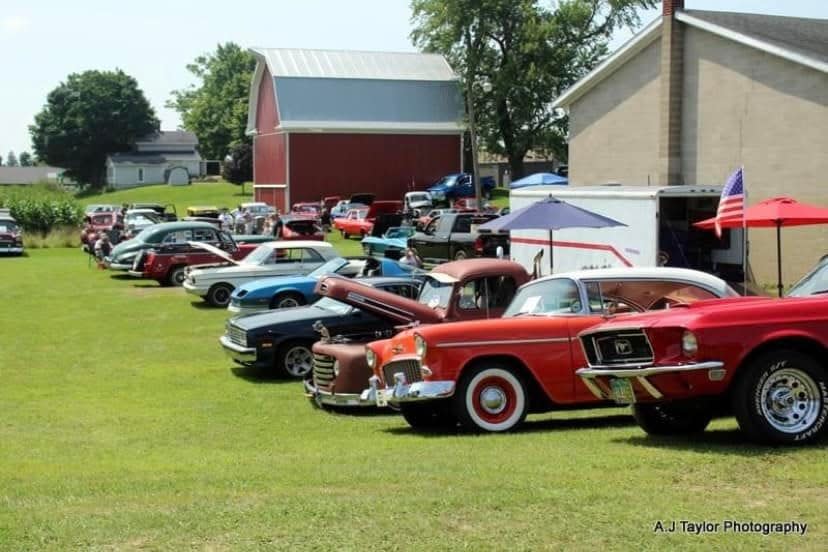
[427,173,496,202]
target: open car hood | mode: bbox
[187,241,240,265]
[315,275,443,326]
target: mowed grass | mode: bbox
[0,249,826,550]
[79,181,254,216]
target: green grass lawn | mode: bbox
[1,249,826,550]
[79,181,255,217]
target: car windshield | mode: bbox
[788,258,828,296]
[243,245,277,265]
[418,278,454,309]
[436,175,458,188]
[314,297,352,315]
[504,278,582,316]
[309,258,349,279]
[385,227,410,239]
[0,221,19,233]
[409,194,429,202]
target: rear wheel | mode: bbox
[732,349,828,445]
[632,402,713,435]
[454,365,527,432]
[400,401,456,430]
[270,292,305,310]
[167,265,187,287]
[276,341,314,378]
[206,283,234,308]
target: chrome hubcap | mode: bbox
[479,386,507,414]
[279,298,299,308]
[285,346,312,376]
[760,367,821,433]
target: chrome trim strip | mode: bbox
[576,361,724,378]
[436,337,571,348]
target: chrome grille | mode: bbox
[584,330,653,366]
[313,353,335,390]
[382,359,422,386]
[226,325,247,347]
[132,251,146,272]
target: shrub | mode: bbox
[0,183,84,234]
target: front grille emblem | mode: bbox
[614,339,633,355]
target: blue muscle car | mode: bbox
[361,226,415,257]
[227,256,423,315]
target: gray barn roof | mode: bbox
[248,48,464,134]
[250,48,457,81]
[136,130,198,146]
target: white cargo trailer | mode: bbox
[509,185,747,283]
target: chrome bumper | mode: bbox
[219,335,256,363]
[106,260,134,271]
[303,379,375,407]
[0,246,23,254]
[183,281,207,297]
[127,270,145,278]
[361,375,455,406]
[576,361,725,401]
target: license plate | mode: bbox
[376,389,390,407]
[610,378,636,404]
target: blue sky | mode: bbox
[1,0,826,158]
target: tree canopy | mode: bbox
[18,152,33,167]
[168,43,256,161]
[6,151,18,167]
[222,142,253,194]
[411,0,655,178]
[29,69,159,188]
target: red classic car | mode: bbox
[307,259,531,408]
[364,268,738,432]
[333,201,403,238]
[275,215,324,241]
[80,212,124,250]
[576,295,828,445]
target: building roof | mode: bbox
[136,130,198,146]
[249,48,457,81]
[108,153,168,165]
[554,9,828,108]
[0,166,64,185]
[247,48,464,134]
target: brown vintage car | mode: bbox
[306,258,531,408]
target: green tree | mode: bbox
[411,0,655,178]
[6,151,17,166]
[29,69,159,189]
[18,152,32,166]
[168,43,256,161]
[222,142,253,194]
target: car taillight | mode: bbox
[474,237,484,254]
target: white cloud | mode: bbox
[1,15,31,35]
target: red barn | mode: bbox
[246,48,464,212]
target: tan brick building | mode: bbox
[554,1,828,285]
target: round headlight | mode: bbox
[365,347,376,369]
[682,330,698,356]
[414,334,427,360]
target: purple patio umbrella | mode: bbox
[478,197,627,274]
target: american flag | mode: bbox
[714,167,745,238]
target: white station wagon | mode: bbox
[183,240,338,307]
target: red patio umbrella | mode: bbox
[694,196,828,296]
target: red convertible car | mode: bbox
[333,201,403,238]
[364,268,737,432]
[576,295,828,445]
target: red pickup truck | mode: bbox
[129,234,262,286]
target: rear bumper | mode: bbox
[303,379,375,408]
[361,375,455,406]
[219,335,256,364]
[575,361,725,402]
